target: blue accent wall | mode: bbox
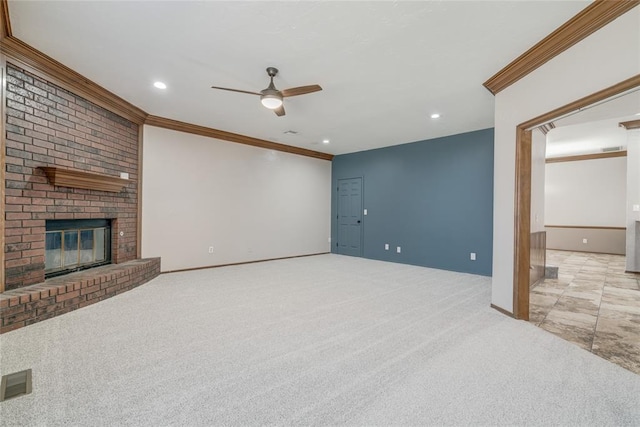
[331,128,494,276]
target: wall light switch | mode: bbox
[396,246,401,253]
[633,204,640,212]
[208,246,214,253]
[470,253,476,261]
[385,244,389,250]
[328,237,331,243]
[120,172,129,179]
[364,209,368,215]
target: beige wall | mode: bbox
[545,156,627,254]
[141,125,331,272]
[545,157,627,227]
[545,227,626,255]
[626,131,640,271]
[491,8,640,312]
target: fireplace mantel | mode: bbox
[40,167,129,193]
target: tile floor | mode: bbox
[530,250,640,375]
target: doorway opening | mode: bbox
[513,73,640,321]
[514,75,640,373]
[526,88,640,373]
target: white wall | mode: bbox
[530,130,546,232]
[626,130,640,271]
[545,157,627,226]
[142,125,331,272]
[492,8,640,312]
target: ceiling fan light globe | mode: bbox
[261,95,283,109]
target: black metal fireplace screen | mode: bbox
[45,219,111,278]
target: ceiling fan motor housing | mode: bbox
[261,68,283,109]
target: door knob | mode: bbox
[357,220,361,223]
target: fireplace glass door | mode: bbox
[45,219,111,277]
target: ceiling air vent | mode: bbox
[538,122,555,135]
[283,130,298,135]
[601,146,623,153]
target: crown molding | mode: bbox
[619,119,640,130]
[145,115,334,161]
[1,0,10,39]
[0,36,148,124]
[546,150,626,163]
[545,225,626,230]
[484,0,640,95]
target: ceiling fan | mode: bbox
[210,67,322,117]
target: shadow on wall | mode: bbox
[331,128,494,276]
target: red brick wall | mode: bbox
[4,64,139,291]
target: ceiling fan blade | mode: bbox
[281,85,322,98]
[274,105,286,117]
[210,86,261,96]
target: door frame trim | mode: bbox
[512,73,640,319]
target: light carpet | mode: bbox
[1,254,639,426]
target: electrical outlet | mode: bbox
[582,238,588,244]
[470,252,476,261]
[633,204,640,212]
[396,246,401,253]
[385,243,389,250]
[208,246,214,253]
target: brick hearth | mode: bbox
[0,258,160,334]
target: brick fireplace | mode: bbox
[1,64,159,333]
[3,64,140,290]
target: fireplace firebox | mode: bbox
[45,219,112,278]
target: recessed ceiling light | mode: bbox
[153,81,167,89]
[322,139,330,144]
[430,113,440,119]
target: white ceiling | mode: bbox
[546,119,630,158]
[545,89,640,157]
[8,1,590,155]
